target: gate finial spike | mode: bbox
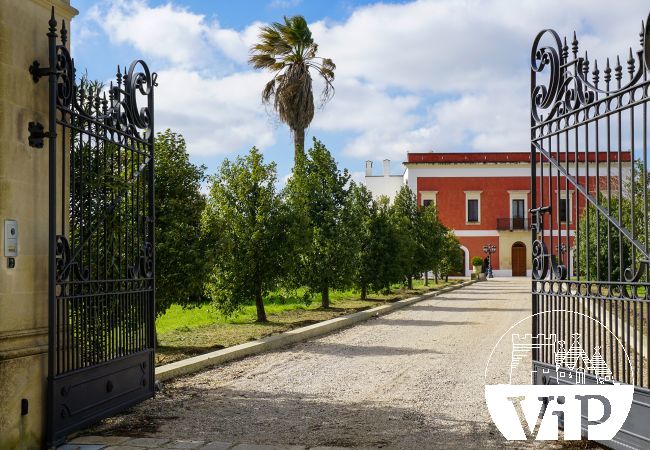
[61,19,67,46]
[615,55,623,83]
[639,19,645,48]
[572,31,579,58]
[116,65,122,87]
[628,47,636,77]
[79,85,86,109]
[93,88,101,118]
[583,51,589,76]
[102,92,108,114]
[641,20,646,47]
[562,36,569,62]
[48,6,56,31]
[592,59,600,86]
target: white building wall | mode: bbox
[365,176,404,202]
[364,159,406,203]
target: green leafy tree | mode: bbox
[415,203,445,285]
[576,193,626,281]
[285,138,352,307]
[438,231,463,282]
[577,159,648,281]
[347,182,375,299]
[249,16,336,161]
[368,196,403,294]
[203,148,289,322]
[155,130,208,315]
[391,186,419,289]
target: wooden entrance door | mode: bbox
[511,242,526,276]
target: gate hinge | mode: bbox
[28,122,56,149]
[28,61,57,83]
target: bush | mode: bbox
[471,256,484,266]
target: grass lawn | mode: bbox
[155,278,462,366]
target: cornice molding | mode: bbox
[31,0,79,20]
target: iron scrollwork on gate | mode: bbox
[29,8,157,446]
[531,12,650,448]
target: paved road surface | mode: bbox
[88,278,565,449]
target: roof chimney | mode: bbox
[383,159,390,177]
[365,160,373,176]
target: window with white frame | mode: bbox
[508,190,529,229]
[557,190,572,223]
[420,191,437,208]
[465,191,481,224]
[508,191,528,218]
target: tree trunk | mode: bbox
[361,285,367,300]
[321,285,330,309]
[424,271,429,286]
[434,272,438,283]
[293,128,305,163]
[408,275,413,290]
[255,289,267,322]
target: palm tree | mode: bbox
[249,16,335,163]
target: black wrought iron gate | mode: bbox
[29,10,156,447]
[531,13,650,449]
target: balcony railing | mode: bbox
[496,217,529,231]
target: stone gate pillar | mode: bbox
[0,1,77,448]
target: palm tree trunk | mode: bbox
[293,127,305,162]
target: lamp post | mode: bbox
[483,244,496,278]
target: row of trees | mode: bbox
[155,131,462,322]
[154,16,463,323]
[577,159,650,282]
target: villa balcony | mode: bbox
[496,217,529,231]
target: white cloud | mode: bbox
[208,22,262,65]
[91,0,211,69]
[313,77,420,133]
[80,0,650,166]
[311,0,649,93]
[306,0,650,160]
[84,1,277,157]
[155,69,275,155]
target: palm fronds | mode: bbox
[249,15,335,159]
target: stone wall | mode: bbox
[0,1,77,448]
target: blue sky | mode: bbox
[70,0,650,183]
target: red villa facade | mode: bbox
[365,151,631,277]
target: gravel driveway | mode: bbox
[91,278,566,449]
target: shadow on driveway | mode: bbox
[90,386,511,449]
